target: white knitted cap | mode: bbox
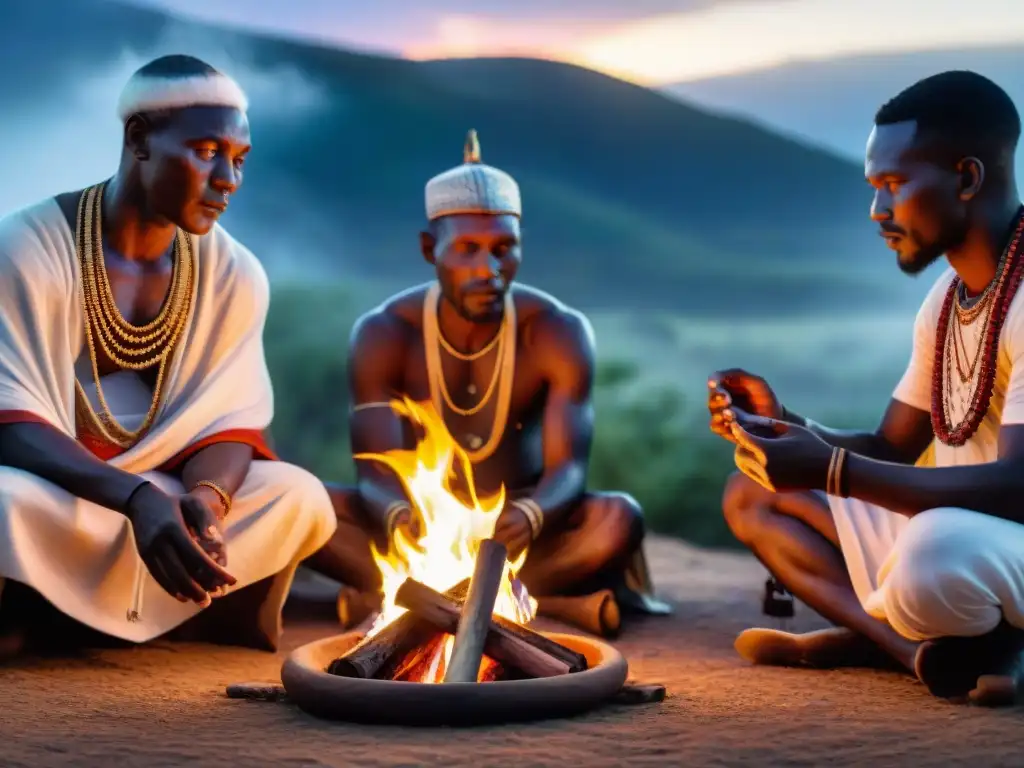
[425,130,521,221]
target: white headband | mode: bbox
[116,72,249,121]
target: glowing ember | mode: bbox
[355,398,537,682]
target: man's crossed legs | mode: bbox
[723,471,1024,706]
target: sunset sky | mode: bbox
[130,0,1024,84]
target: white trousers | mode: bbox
[824,493,1024,641]
[0,460,337,643]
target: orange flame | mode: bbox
[357,398,536,682]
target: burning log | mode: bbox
[390,634,449,682]
[326,579,470,679]
[443,539,507,683]
[395,578,588,678]
[536,590,622,638]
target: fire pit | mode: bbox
[280,399,633,724]
[281,628,627,726]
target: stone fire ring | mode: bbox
[280,630,629,726]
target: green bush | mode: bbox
[264,284,878,549]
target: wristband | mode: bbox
[192,480,232,518]
[385,500,413,535]
[826,447,849,498]
[511,498,545,540]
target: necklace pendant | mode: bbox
[466,434,483,450]
[467,383,477,395]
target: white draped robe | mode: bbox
[825,267,1024,641]
[0,198,336,645]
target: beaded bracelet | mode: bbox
[193,480,232,518]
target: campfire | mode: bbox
[326,398,588,683]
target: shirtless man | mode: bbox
[0,55,335,655]
[307,132,669,632]
[708,71,1024,706]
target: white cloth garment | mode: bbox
[825,266,1024,641]
[0,198,336,643]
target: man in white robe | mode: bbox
[0,54,336,655]
[707,70,1024,706]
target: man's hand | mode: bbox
[125,483,236,606]
[492,505,533,561]
[708,368,784,443]
[180,487,228,569]
[728,410,833,493]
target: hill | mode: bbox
[0,0,906,317]
[664,45,1024,176]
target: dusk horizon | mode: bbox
[124,0,1024,84]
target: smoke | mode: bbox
[0,18,328,218]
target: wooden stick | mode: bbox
[443,539,507,683]
[489,614,588,672]
[326,578,469,679]
[395,578,586,678]
[535,589,621,638]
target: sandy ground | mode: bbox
[1,536,1021,768]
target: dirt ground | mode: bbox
[1,535,1021,768]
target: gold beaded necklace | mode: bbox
[438,320,503,361]
[422,282,516,463]
[73,182,195,449]
[437,315,506,418]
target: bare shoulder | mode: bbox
[380,282,432,327]
[349,284,430,357]
[514,284,595,362]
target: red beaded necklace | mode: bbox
[931,207,1024,446]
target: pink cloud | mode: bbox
[402,14,620,61]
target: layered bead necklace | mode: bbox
[74,182,195,450]
[422,282,516,463]
[932,207,1024,446]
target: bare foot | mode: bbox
[969,673,1022,707]
[914,622,1024,705]
[735,627,905,670]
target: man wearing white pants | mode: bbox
[707,70,1024,706]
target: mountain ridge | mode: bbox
[0,0,910,316]
[663,44,1024,168]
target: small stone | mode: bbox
[226,682,289,702]
[467,434,483,449]
[613,681,666,705]
[467,384,477,395]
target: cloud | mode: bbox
[402,14,618,61]
[573,0,1024,84]
[0,18,329,217]
[81,20,329,120]
[127,0,759,58]
[136,0,1024,87]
